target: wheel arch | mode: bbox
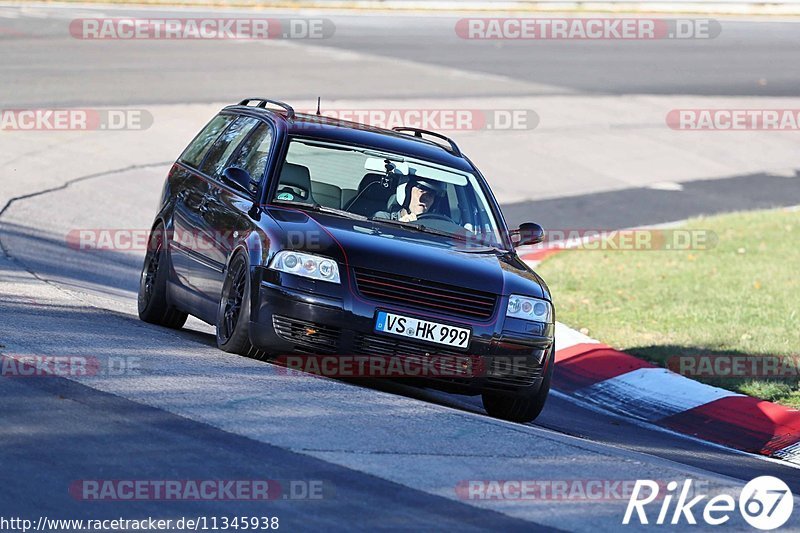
[225,234,264,319]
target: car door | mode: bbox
[190,115,263,319]
[171,113,235,291]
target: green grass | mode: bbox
[537,207,800,407]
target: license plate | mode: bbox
[374,311,471,349]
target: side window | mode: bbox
[199,116,260,179]
[180,114,235,168]
[229,123,274,191]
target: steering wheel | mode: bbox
[413,212,465,234]
[416,212,453,222]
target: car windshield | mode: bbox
[272,138,506,248]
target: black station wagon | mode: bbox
[138,98,555,422]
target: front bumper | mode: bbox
[249,267,555,396]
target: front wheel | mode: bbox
[138,223,187,329]
[216,253,265,359]
[482,348,554,423]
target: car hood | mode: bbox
[267,208,547,299]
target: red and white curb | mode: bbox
[523,250,800,466]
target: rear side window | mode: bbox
[199,116,260,179]
[229,123,274,188]
[180,114,235,168]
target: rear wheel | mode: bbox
[482,348,554,423]
[216,253,265,359]
[138,224,187,329]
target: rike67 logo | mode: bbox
[623,476,793,529]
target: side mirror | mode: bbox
[514,222,545,246]
[222,167,253,194]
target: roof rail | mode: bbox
[391,127,461,157]
[237,98,295,120]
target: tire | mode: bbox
[138,223,188,329]
[216,253,265,359]
[482,347,554,423]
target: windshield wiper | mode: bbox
[369,217,477,242]
[458,245,511,255]
[370,217,511,252]
[272,199,367,220]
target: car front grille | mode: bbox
[353,268,497,320]
[353,333,464,357]
[272,315,340,353]
[353,333,479,379]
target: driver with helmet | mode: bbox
[374,177,446,222]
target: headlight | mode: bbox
[506,295,552,323]
[269,251,341,284]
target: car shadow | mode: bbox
[619,344,800,456]
[628,344,800,377]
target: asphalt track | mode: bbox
[2,3,800,531]
[2,5,800,105]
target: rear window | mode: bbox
[179,114,235,168]
[229,123,274,188]
[198,116,260,179]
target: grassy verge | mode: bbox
[537,207,800,407]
